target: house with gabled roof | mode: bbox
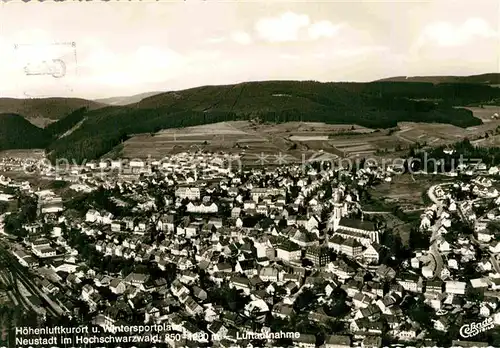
[184,296,203,316]
[276,241,301,262]
[208,321,229,341]
[327,260,356,281]
[157,214,175,232]
[192,285,207,301]
[124,272,150,288]
[290,227,319,248]
[351,318,384,335]
[341,238,363,257]
[433,316,451,332]
[363,243,382,264]
[445,280,466,295]
[235,260,258,277]
[397,273,421,293]
[109,279,126,294]
[426,280,444,294]
[229,276,252,295]
[305,245,330,267]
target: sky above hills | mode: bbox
[0,0,498,99]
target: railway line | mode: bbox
[0,243,61,317]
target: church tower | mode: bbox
[328,189,346,231]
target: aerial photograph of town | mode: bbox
[0,0,499,347]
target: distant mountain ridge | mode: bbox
[376,73,500,85]
[94,91,164,106]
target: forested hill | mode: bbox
[0,114,52,150]
[135,79,500,109]
[2,79,500,163]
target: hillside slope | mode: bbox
[0,114,51,150]
[137,80,500,111]
[45,107,89,138]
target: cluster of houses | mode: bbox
[414,179,500,334]
[1,152,500,347]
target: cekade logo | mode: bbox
[459,317,494,338]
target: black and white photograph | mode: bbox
[0,0,499,347]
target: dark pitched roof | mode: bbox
[306,245,330,256]
[237,259,256,270]
[277,241,300,252]
[343,238,362,248]
[339,218,376,231]
[329,234,345,244]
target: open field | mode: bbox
[156,122,249,136]
[395,117,500,148]
[250,122,374,134]
[370,174,454,209]
[114,122,350,161]
[289,136,329,141]
[115,121,398,160]
[343,145,376,151]
[109,116,500,162]
[395,122,467,146]
[463,106,500,123]
[365,174,455,246]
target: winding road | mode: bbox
[425,183,453,279]
[429,242,444,278]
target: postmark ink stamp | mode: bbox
[13,41,77,97]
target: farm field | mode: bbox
[369,174,455,246]
[114,122,358,161]
[251,122,374,134]
[109,116,500,162]
[117,122,395,159]
[370,174,453,209]
[156,121,249,136]
[395,122,468,146]
[462,105,500,123]
[289,136,329,141]
[461,106,500,140]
